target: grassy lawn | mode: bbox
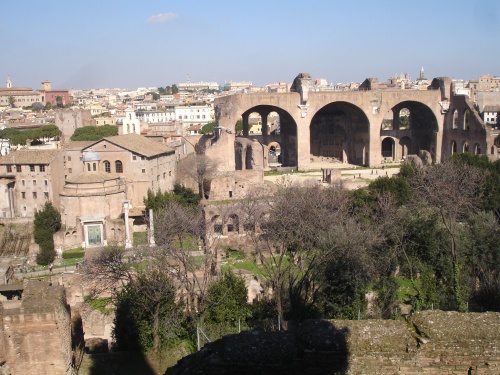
[395,276,421,302]
[133,232,148,245]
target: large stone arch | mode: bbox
[310,101,370,165]
[381,100,439,161]
[242,105,298,167]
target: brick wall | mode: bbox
[166,311,500,375]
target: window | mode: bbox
[157,175,160,181]
[133,155,137,160]
[87,164,91,171]
[32,192,37,199]
[68,168,72,173]
[21,192,26,199]
[44,180,48,186]
[142,168,146,173]
[30,165,35,172]
[16,165,22,172]
[115,160,123,173]
[93,163,96,171]
[39,165,45,172]
[68,156,71,161]
[6,165,11,173]
[169,171,171,177]
[44,192,49,199]
[33,180,36,186]
[21,180,25,186]
[103,161,111,173]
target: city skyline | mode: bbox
[0,0,498,90]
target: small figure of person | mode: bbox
[49,263,53,273]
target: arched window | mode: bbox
[452,110,458,129]
[115,160,123,173]
[103,160,111,173]
[398,108,410,130]
[463,142,469,153]
[381,138,395,159]
[464,110,471,130]
[451,141,457,155]
[474,144,481,155]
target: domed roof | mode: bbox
[82,149,100,162]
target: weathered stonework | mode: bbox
[166,311,500,375]
[0,281,79,375]
[213,74,496,171]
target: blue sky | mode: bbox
[0,0,498,90]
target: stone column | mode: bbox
[149,208,156,247]
[123,201,132,249]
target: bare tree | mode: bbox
[82,246,134,300]
[409,161,484,311]
[151,201,222,319]
[177,154,218,199]
[246,182,373,323]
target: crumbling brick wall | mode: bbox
[166,311,500,375]
[0,281,77,375]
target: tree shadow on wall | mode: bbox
[85,298,157,375]
[165,320,350,375]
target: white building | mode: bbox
[178,81,219,91]
[117,109,141,135]
[136,110,176,124]
[174,105,213,127]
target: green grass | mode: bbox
[133,232,148,245]
[62,247,85,259]
[395,277,421,302]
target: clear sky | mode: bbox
[0,0,498,90]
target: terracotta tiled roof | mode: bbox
[483,105,500,112]
[85,133,175,158]
[0,150,60,165]
[61,141,95,150]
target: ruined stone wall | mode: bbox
[0,281,76,375]
[166,311,500,375]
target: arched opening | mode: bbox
[227,214,239,234]
[310,101,369,165]
[399,108,410,130]
[103,160,111,173]
[247,112,262,135]
[211,215,223,235]
[382,101,438,161]
[474,144,481,155]
[245,147,253,170]
[463,142,469,153]
[115,160,123,173]
[241,106,297,167]
[267,141,281,163]
[451,141,457,155]
[382,110,394,130]
[381,137,395,160]
[453,110,459,129]
[464,109,471,130]
[491,146,496,155]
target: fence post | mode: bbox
[197,324,200,351]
